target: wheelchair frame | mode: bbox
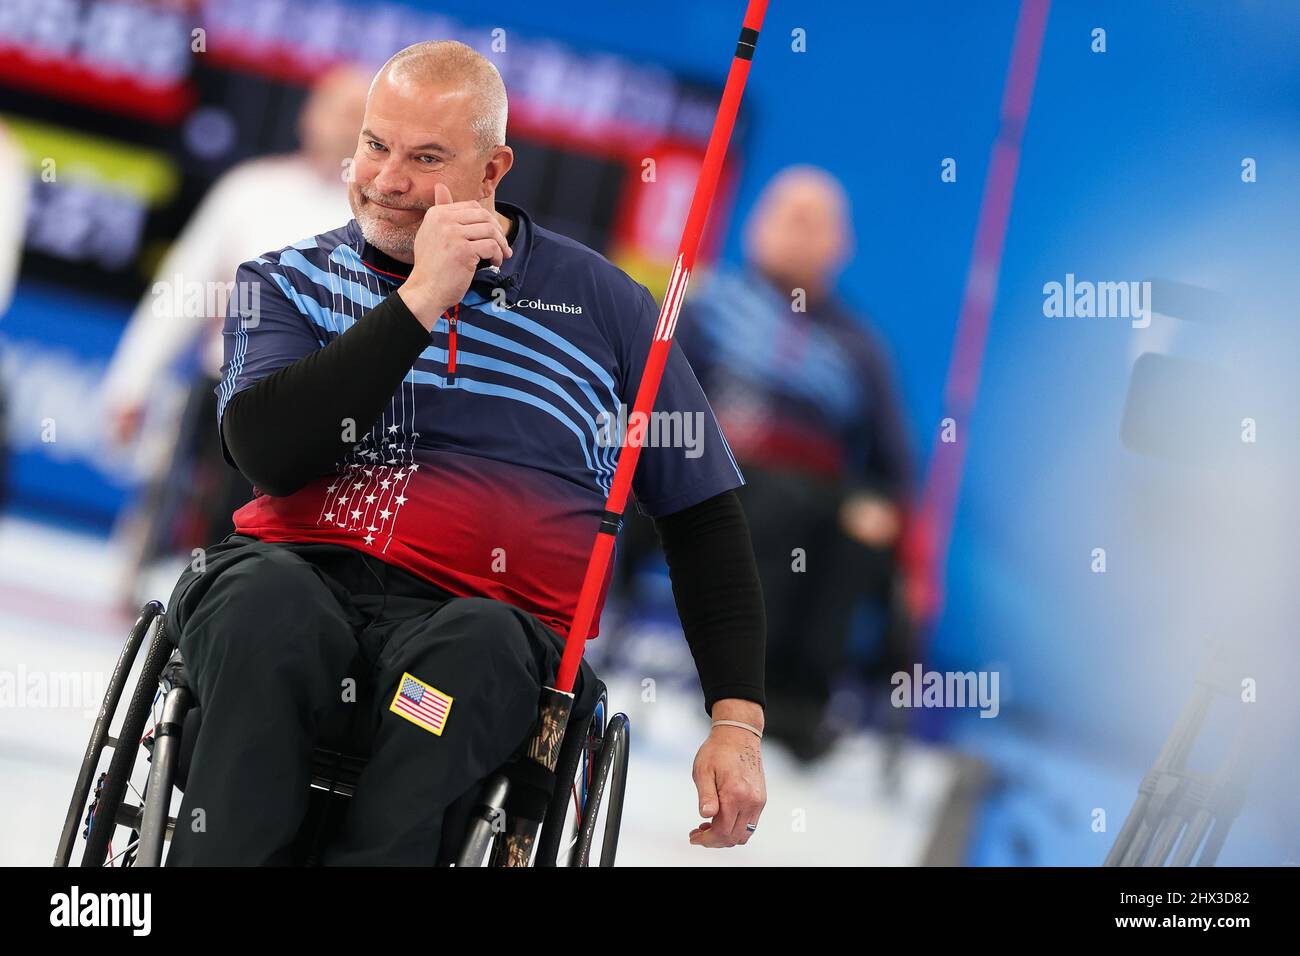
[54,601,631,868]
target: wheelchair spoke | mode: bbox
[141,689,161,747]
[127,772,147,807]
[103,838,139,868]
[564,818,582,859]
[561,780,583,861]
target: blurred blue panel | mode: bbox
[0,283,134,530]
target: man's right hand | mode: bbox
[397,182,511,331]
[839,493,901,549]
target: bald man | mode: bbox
[676,165,913,763]
[161,41,767,865]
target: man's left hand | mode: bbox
[690,698,766,847]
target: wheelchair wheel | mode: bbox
[534,688,630,867]
[54,602,172,867]
[574,712,630,866]
[533,689,604,866]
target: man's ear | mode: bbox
[481,144,513,195]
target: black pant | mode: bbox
[737,467,898,748]
[164,534,598,866]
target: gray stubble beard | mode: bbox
[349,184,421,258]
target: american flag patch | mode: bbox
[389,673,454,736]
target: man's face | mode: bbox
[747,177,848,292]
[348,75,485,259]
[299,66,370,180]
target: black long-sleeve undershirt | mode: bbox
[650,490,765,712]
[220,291,765,714]
[220,293,431,496]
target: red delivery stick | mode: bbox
[478,3,771,866]
[556,0,769,694]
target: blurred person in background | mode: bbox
[98,64,370,606]
[675,165,914,762]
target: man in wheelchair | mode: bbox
[165,40,767,865]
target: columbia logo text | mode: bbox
[515,297,583,314]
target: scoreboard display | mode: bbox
[0,0,745,303]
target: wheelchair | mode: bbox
[54,600,631,867]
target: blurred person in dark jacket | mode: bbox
[676,164,913,762]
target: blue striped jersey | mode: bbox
[216,201,742,635]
